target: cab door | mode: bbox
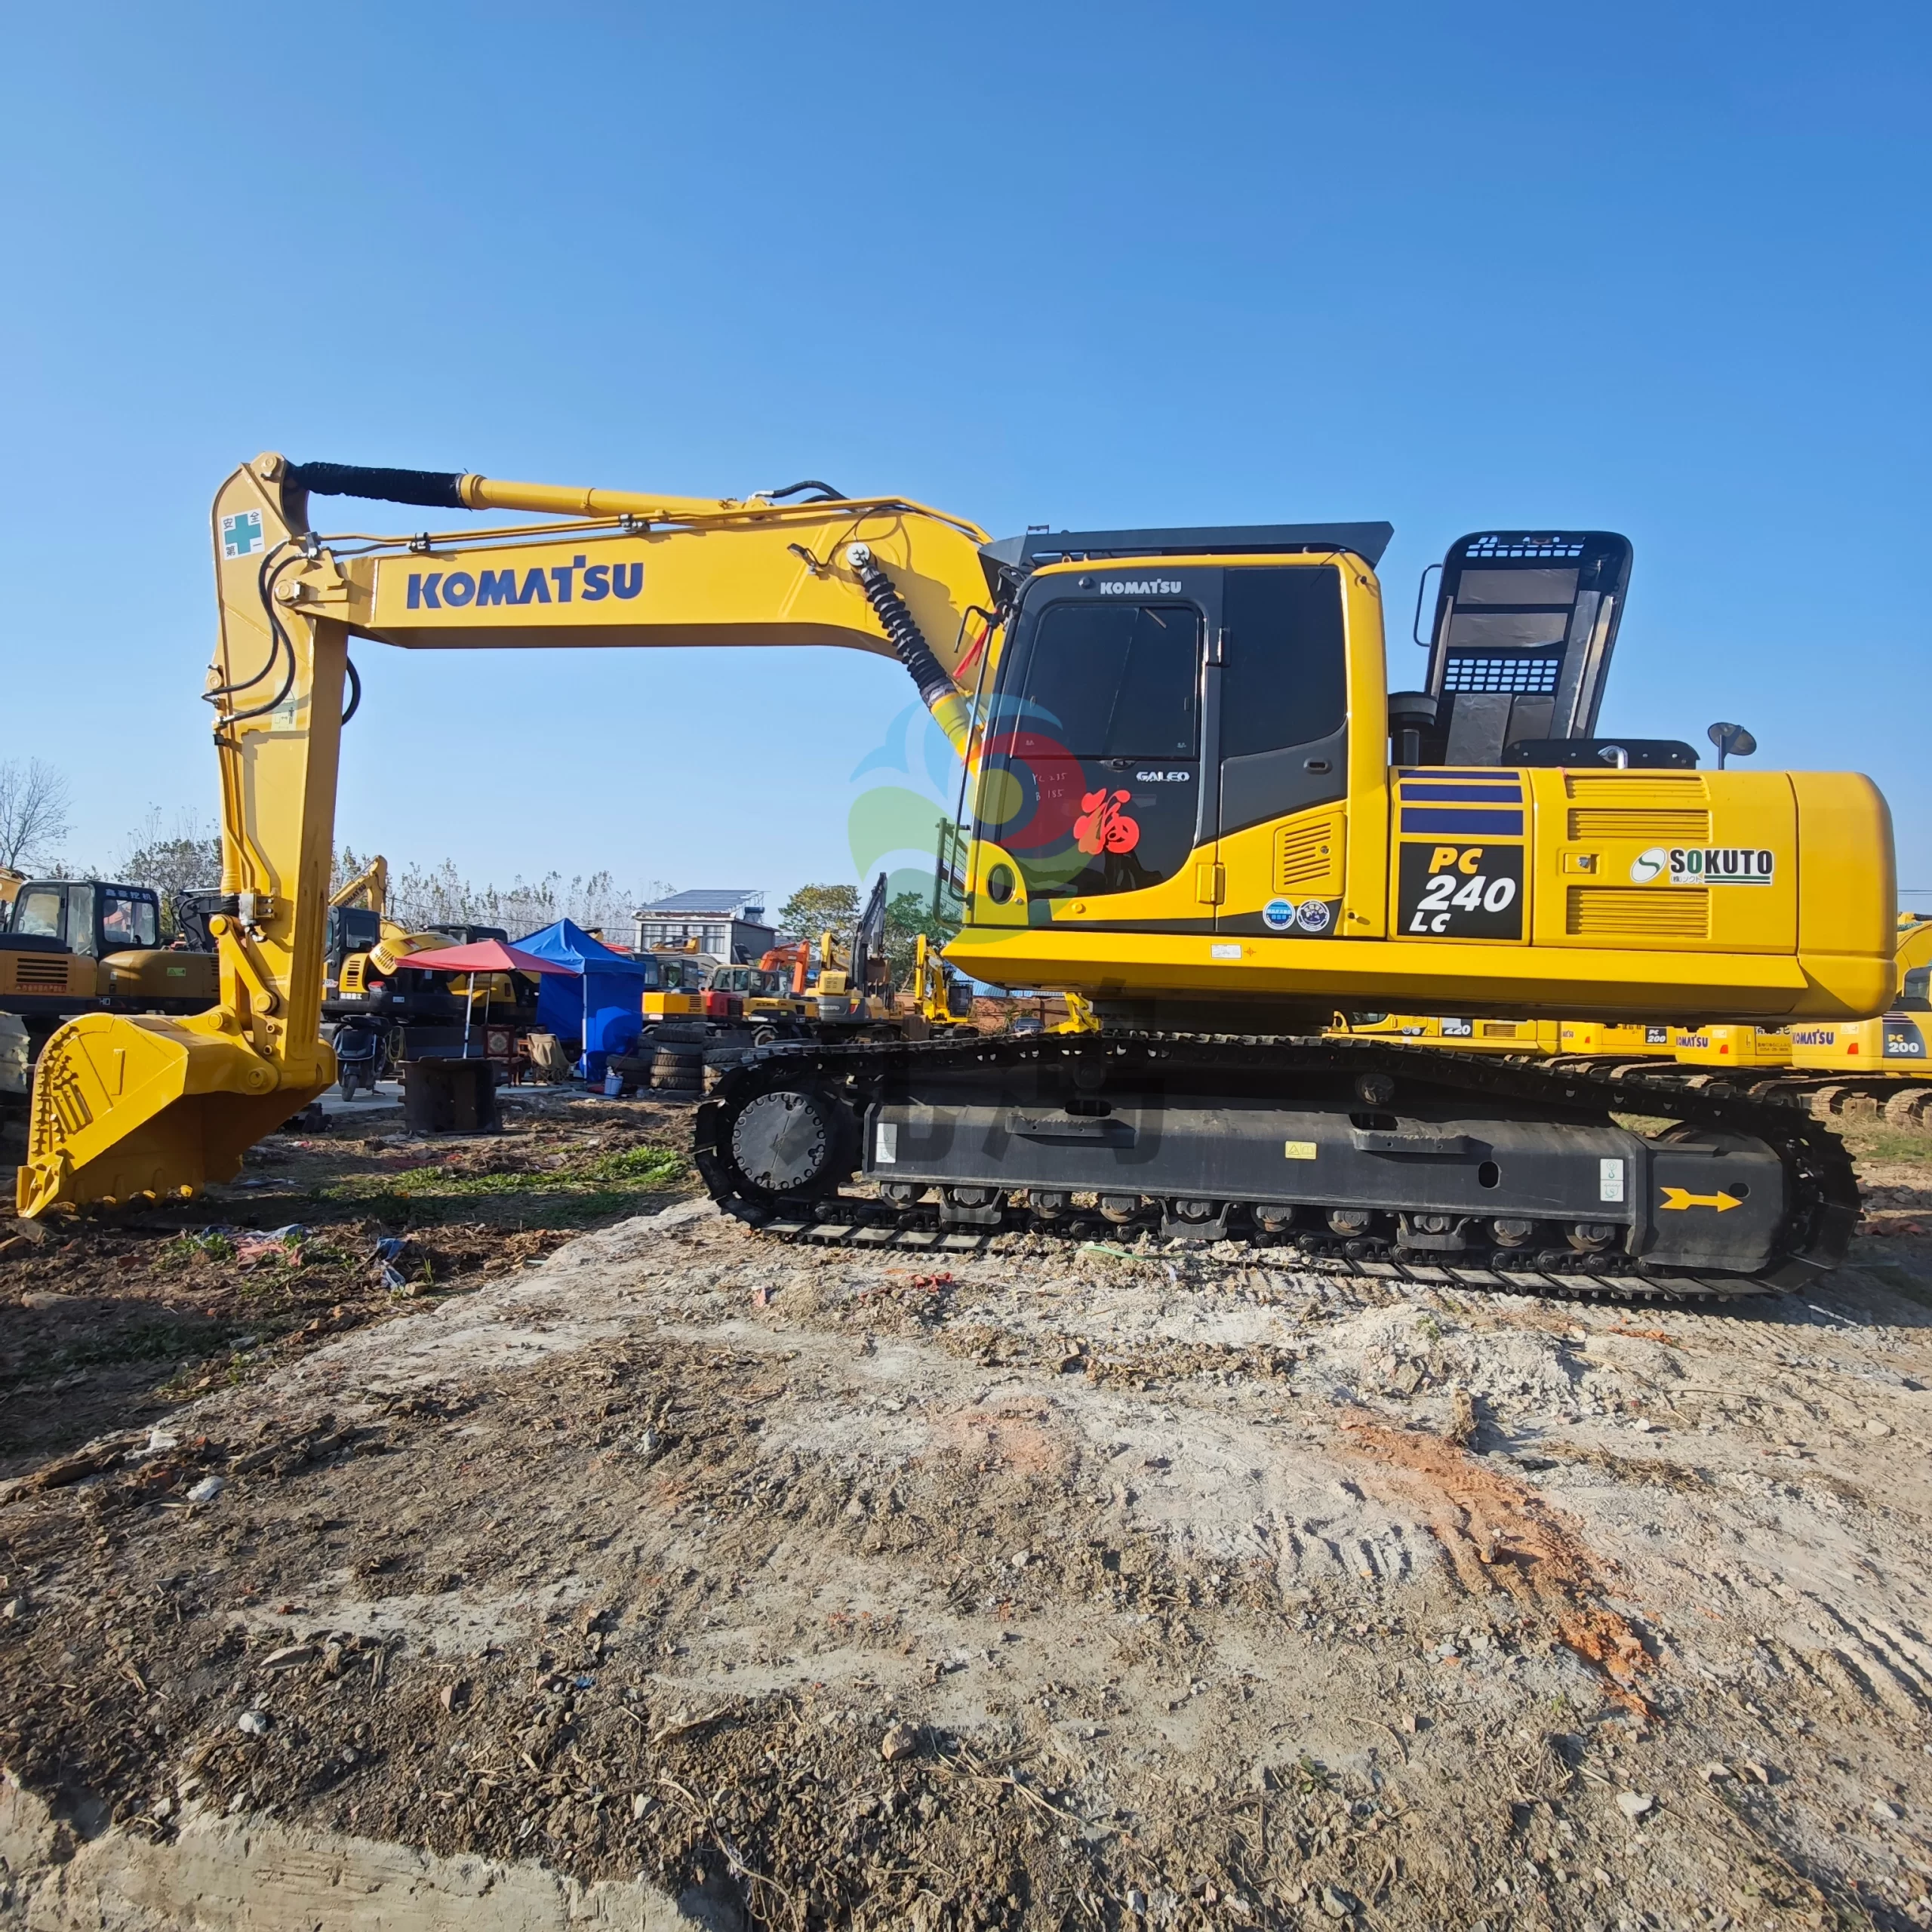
[972,571,1217,924]
[1214,562,1351,935]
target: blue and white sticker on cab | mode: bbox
[1263,897,1334,934]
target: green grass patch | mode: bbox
[576,1145,687,1185]
[159,1232,235,1266]
[293,1241,358,1269]
[1840,1124,1932,1168]
[318,1140,691,1226]
[383,1166,540,1198]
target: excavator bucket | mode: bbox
[15,1011,331,1217]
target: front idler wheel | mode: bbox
[727,1084,854,1203]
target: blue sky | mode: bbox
[2,1,1926,907]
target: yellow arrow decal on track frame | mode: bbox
[1659,1186,1743,1212]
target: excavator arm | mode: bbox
[328,854,388,914]
[17,455,1002,1215]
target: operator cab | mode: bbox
[326,903,383,972]
[5,880,162,956]
[974,522,1394,915]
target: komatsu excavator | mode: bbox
[15,457,1898,1297]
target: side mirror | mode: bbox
[1707,721,1758,770]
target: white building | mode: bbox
[632,888,776,964]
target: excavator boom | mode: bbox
[17,454,1001,1215]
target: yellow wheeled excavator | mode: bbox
[14,457,1899,1298]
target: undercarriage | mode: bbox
[694,1033,1861,1299]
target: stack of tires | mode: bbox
[640,1021,704,1101]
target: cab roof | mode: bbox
[981,521,1392,591]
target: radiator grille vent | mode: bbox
[12,961,69,989]
[1563,773,1709,809]
[1566,887,1709,939]
[1275,816,1342,892]
[1567,807,1712,841]
[1479,1021,1524,1038]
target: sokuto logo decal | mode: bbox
[1633,845,1775,886]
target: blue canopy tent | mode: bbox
[514,919,653,1079]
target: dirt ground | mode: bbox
[0,1090,690,1479]
[5,1114,1932,1929]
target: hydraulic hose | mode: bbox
[285,461,467,509]
[844,543,954,709]
[845,543,973,755]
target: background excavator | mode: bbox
[14,454,1897,1297]
[1,872,218,1140]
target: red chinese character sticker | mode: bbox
[1074,788,1141,856]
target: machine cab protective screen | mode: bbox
[975,600,1203,900]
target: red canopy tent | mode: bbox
[398,940,577,1061]
[398,940,574,977]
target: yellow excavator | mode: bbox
[15,457,1897,1297]
[1789,914,1931,1075]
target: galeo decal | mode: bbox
[1097,579,1183,597]
[1631,845,1775,886]
[1397,843,1524,940]
[406,555,644,611]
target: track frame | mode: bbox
[694,1033,1860,1302]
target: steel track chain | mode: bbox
[691,1031,1861,1300]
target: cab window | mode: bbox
[978,598,1203,900]
[100,894,158,949]
[1220,566,1346,759]
[1018,601,1199,758]
[12,889,63,941]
